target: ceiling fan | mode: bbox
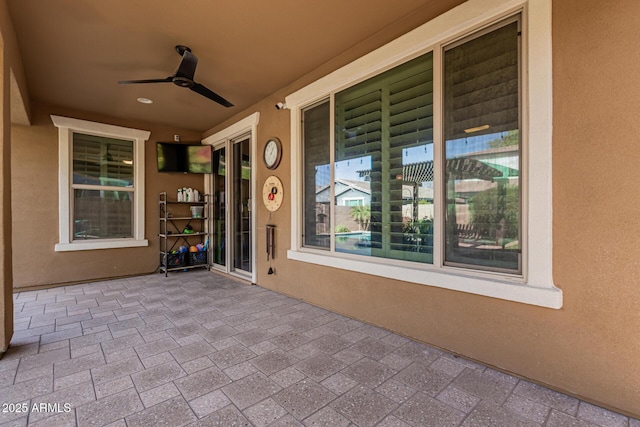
[118,45,234,108]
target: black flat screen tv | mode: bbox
[157,143,213,174]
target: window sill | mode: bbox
[55,239,149,252]
[287,249,562,309]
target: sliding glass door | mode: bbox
[210,136,253,277]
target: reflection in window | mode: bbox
[74,190,133,239]
[303,100,331,249]
[335,52,434,262]
[443,18,521,273]
[299,16,523,275]
[73,134,133,186]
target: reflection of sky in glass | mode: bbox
[325,142,436,186]
[446,131,510,157]
[316,164,330,187]
[403,144,432,164]
[335,156,371,182]
[317,132,517,187]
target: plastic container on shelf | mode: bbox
[190,206,204,218]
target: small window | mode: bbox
[52,116,150,251]
[72,133,135,240]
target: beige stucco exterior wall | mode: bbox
[0,16,12,354]
[205,0,640,417]
[10,102,205,288]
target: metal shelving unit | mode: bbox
[158,192,210,276]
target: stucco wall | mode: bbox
[11,102,205,288]
[206,0,640,417]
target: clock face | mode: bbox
[264,138,282,169]
[263,175,284,212]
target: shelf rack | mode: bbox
[158,192,210,276]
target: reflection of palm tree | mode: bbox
[351,205,370,231]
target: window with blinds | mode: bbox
[72,133,134,240]
[334,52,434,263]
[443,17,521,273]
[302,100,331,249]
[300,15,522,274]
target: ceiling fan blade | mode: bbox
[118,77,173,84]
[191,83,234,107]
[175,50,198,81]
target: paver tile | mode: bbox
[221,372,282,410]
[341,358,396,389]
[131,360,186,392]
[243,398,288,427]
[250,349,298,376]
[460,400,539,427]
[273,380,336,420]
[451,368,518,405]
[125,395,197,427]
[331,385,397,427]
[174,365,231,401]
[76,388,144,427]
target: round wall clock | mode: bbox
[263,137,283,170]
[262,175,284,212]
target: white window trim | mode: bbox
[51,115,150,251]
[286,0,562,309]
[341,197,365,207]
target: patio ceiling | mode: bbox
[6,0,463,133]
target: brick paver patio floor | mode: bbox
[1,270,638,426]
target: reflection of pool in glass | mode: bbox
[336,231,371,256]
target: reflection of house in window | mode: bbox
[316,179,372,232]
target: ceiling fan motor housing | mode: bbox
[173,77,193,88]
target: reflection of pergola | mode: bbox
[357,158,503,223]
[357,158,504,182]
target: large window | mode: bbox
[302,19,518,271]
[52,116,150,251]
[288,0,562,308]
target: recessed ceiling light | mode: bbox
[137,97,153,104]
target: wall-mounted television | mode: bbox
[156,143,213,174]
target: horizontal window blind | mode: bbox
[303,100,331,249]
[335,52,434,262]
[444,21,519,141]
[73,133,134,186]
[443,17,521,273]
[72,132,135,240]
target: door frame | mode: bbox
[203,112,260,284]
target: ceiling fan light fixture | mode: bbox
[137,97,153,104]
